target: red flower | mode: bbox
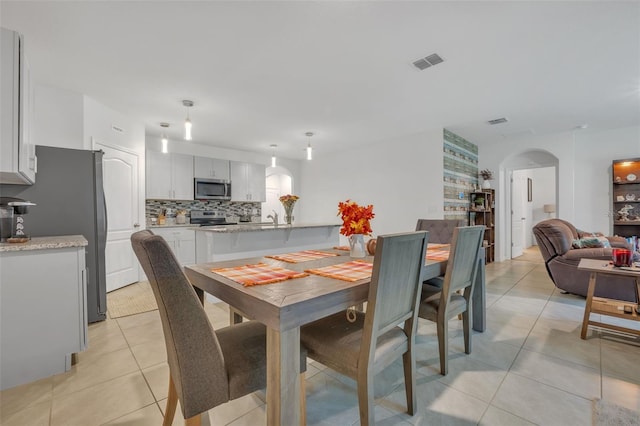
[337,200,375,236]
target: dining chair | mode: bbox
[415,219,466,244]
[131,230,306,426]
[300,231,428,426]
[418,225,485,376]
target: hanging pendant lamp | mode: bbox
[305,132,313,160]
[160,122,170,153]
[270,144,277,167]
[183,100,193,140]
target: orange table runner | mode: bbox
[211,263,308,287]
[426,243,450,261]
[305,260,373,282]
[265,250,339,263]
[333,246,350,251]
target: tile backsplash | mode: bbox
[146,199,261,223]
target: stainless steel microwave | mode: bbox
[194,178,231,200]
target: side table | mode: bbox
[577,258,640,339]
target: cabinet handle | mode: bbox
[31,156,37,172]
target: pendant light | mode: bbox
[270,144,277,167]
[305,132,313,160]
[183,100,193,140]
[160,122,170,153]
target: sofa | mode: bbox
[533,219,637,302]
[415,219,466,244]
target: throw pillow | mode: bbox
[572,237,604,249]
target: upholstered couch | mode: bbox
[533,219,637,302]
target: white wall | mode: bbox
[33,83,83,149]
[530,166,556,244]
[298,129,444,244]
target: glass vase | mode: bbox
[348,234,366,258]
[282,202,296,225]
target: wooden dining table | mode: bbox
[184,246,485,426]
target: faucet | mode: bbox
[267,210,278,225]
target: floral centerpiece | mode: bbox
[279,194,299,224]
[337,199,375,257]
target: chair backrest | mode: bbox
[360,231,428,362]
[440,226,485,306]
[130,230,229,419]
[415,219,466,244]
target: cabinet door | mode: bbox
[194,157,230,180]
[18,39,35,183]
[230,161,248,201]
[176,230,196,265]
[146,150,173,199]
[247,162,266,202]
[171,153,194,200]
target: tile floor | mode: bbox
[2,247,639,425]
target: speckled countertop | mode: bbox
[193,223,341,233]
[0,235,88,252]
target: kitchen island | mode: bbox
[0,235,88,390]
[194,222,341,263]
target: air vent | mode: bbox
[487,117,509,125]
[412,53,444,70]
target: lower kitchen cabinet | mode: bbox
[151,227,196,265]
[0,237,88,390]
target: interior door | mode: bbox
[95,142,140,292]
[511,170,527,258]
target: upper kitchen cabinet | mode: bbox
[194,156,230,180]
[146,151,194,200]
[230,161,266,202]
[0,27,36,185]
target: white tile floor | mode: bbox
[2,247,639,425]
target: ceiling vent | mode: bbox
[412,53,444,70]
[487,117,509,125]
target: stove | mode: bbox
[190,210,237,226]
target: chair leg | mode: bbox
[300,373,306,426]
[164,375,178,426]
[402,349,417,415]
[462,309,471,354]
[356,369,375,426]
[437,319,448,376]
[185,414,201,426]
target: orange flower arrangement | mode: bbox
[337,199,375,236]
[279,194,299,207]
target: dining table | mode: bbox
[184,244,486,426]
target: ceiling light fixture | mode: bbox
[160,122,170,154]
[270,144,277,167]
[305,132,314,160]
[183,100,193,140]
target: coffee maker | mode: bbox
[0,197,36,242]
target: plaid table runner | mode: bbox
[305,260,373,282]
[211,263,309,287]
[265,250,339,263]
[333,246,350,251]
[426,243,450,261]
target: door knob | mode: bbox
[133,223,140,228]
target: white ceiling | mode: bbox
[2,1,639,160]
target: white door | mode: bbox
[511,171,527,258]
[96,142,140,292]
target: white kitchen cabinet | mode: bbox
[152,227,196,265]
[194,156,230,180]
[0,238,88,390]
[230,161,266,202]
[146,151,194,200]
[0,27,36,185]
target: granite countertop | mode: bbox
[147,223,195,228]
[0,235,88,252]
[194,222,341,233]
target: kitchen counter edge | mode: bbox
[0,235,88,252]
[194,223,341,233]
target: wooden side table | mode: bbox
[577,258,640,339]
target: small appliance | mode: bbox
[194,178,231,200]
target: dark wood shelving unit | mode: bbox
[612,158,640,249]
[469,189,495,263]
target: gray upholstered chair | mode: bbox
[418,225,485,376]
[131,230,306,426]
[415,219,466,244]
[300,231,428,426]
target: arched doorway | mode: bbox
[263,166,293,223]
[501,150,559,259]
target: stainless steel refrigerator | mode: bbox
[0,146,107,322]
